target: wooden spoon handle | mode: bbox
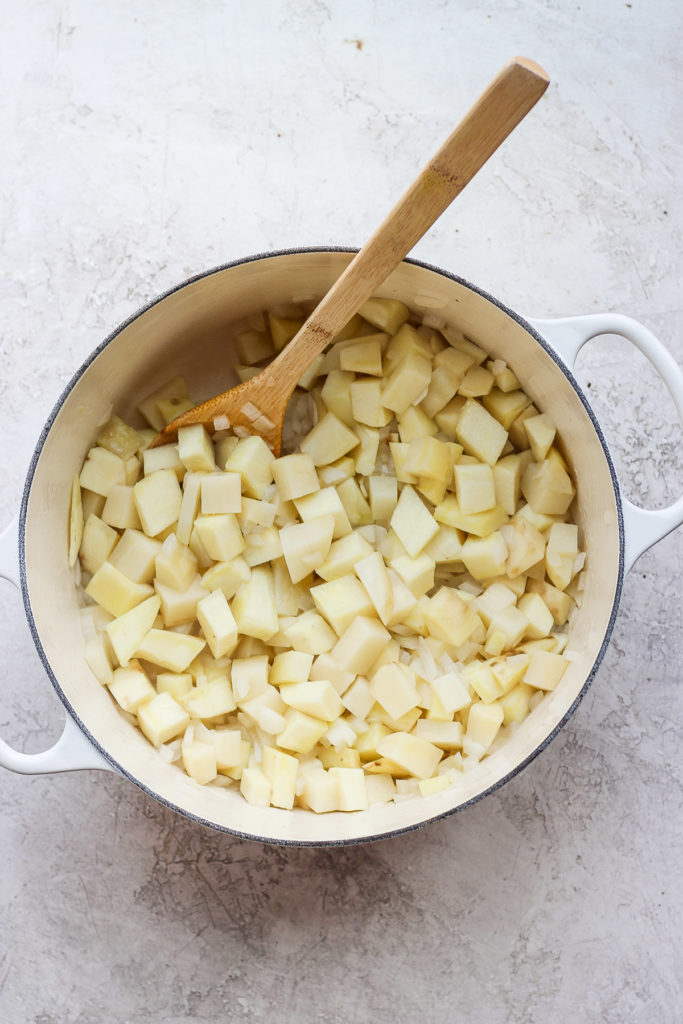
[268,56,549,393]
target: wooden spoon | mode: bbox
[152,57,549,453]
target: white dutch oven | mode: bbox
[1,249,682,846]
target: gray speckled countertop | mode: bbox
[1,3,681,1022]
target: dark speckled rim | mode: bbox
[18,247,625,847]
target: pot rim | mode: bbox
[18,247,625,845]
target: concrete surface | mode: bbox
[0,1,681,1022]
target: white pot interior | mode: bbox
[22,251,622,844]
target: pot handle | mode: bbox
[529,314,683,573]
[0,516,114,774]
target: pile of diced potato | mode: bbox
[69,296,584,813]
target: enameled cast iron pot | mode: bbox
[1,249,682,846]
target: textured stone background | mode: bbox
[1,2,681,1022]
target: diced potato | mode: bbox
[156,672,193,699]
[294,487,351,540]
[108,664,155,713]
[340,336,384,376]
[310,653,355,696]
[138,376,189,432]
[522,449,575,515]
[262,746,299,809]
[283,610,337,655]
[79,446,126,497]
[224,435,275,499]
[423,588,482,646]
[465,701,503,750]
[336,477,372,527]
[85,562,154,617]
[135,628,206,672]
[280,515,335,584]
[371,662,419,720]
[193,513,245,562]
[182,678,237,718]
[523,649,570,690]
[106,595,161,667]
[201,556,251,600]
[279,679,343,721]
[517,592,554,639]
[200,472,242,514]
[545,522,579,590]
[390,485,439,558]
[456,399,508,466]
[321,369,355,427]
[414,719,464,750]
[97,415,144,460]
[240,766,271,806]
[196,589,239,658]
[101,484,142,531]
[310,574,375,635]
[84,633,114,685]
[461,532,508,581]
[300,411,358,466]
[272,453,320,502]
[376,732,442,779]
[524,413,556,461]
[459,364,494,398]
[329,767,368,811]
[231,564,279,641]
[138,692,190,747]
[358,297,409,334]
[182,741,218,785]
[381,350,432,415]
[79,514,119,575]
[270,650,313,686]
[133,469,183,537]
[177,424,216,473]
[300,769,338,813]
[330,616,391,676]
[269,312,303,351]
[431,672,471,714]
[434,496,508,538]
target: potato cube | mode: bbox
[458,364,494,398]
[381,350,432,415]
[359,297,409,334]
[301,769,339,813]
[455,399,508,466]
[329,766,369,811]
[461,532,508,581]
[340,336,384,376]
[280,679,343,721]
[106,529,160,584]
[526,579,575,625]
[230,655,269,701]
[270,651,313,686]
[349,378,392,428]
[138,376,189,431]
[367,475,398,523]
[524,413,557,462]
[182,678,236,717]
[465,701,503,749]
[295,487,351,540]
[545,522,579,590]
[106,595,161,667]
[454,462,496,515]
[196,590,239,658]
[240,766,271,806]
[522,450,575,515]
[272,453,320,502]
[383,322,431,373]
[243,527,283,567]
[269,312,303,351]
[354,551,394,625]
[310,653,355,696]
[85,562,154,617]
[485,606,529,654]
[280,515,335,584]
[316,531,373,581]
[429,674,469,716]
[108,664,155,713]
[135,629,206,672]
[434,496,508,538]
[390,485,439,558]
[336,477,372,527]
[223,435,275,499]
[499,518,546,579]
[182,741,218,785]
[499,683,535,724]
[283,611,337,655]
[84,633,113,685]
[299,411,359,466]
[261,746,299,808]
[200,472,242,514]
[462,662,503,703]
[142,444,185,480]
[156,672,193,699]
[341,676,374,719]
[201,556,251,600]
[371,662,419,720]
[389,553,436,597]
[100,485,141,531]
[318,457,356,487]
[404,437,452,484]
[330,616,390,676]
[79,514,119,575]
[414,719,464,750]
[177,424,216,473]
[517,592,554,639]
[376,732,442,779]
[138,692,190,747]
[133,469,183,537]
[523,650,570,691]
[423,588,481,646]
[320,369,355,426]
[176,471,203,545]
[231,565,279,641]
[397,406,438,442]
[310,574,375,635]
